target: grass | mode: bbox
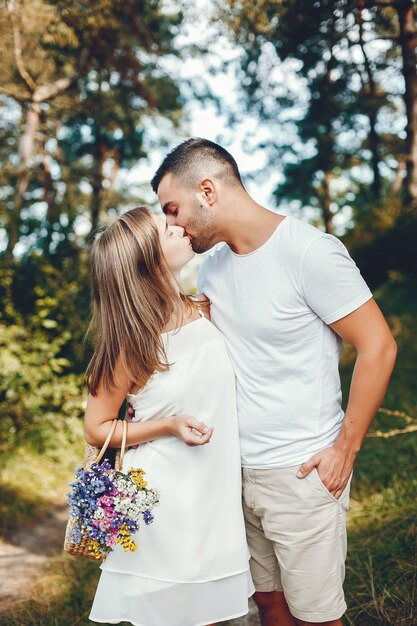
[2,275,417,626]
[340,274,417,625]
[344,465,417,625]
[0,418,85,538]
[1,557,98,626]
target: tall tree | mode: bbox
[0,0,92,257]
[222,0,403,230]
[368,0,417,204]
[355,0,383,198]
[0,0,183,258]
[396,0,417,204]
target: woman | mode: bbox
[84,207,254,626]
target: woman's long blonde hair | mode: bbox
[85,206,190,395]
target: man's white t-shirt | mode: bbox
[197,215,373,469]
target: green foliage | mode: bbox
[345,214,417,288]
[0,0,184,256]
[0,425,84,537]
[0,319,84,452]
[221,0,410,233]
[10,254,91,367]
[0,255,88,452]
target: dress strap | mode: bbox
[188,294,210,319]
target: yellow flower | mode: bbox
[128,467,148,489]
[116,524,138,552]
[86,539,103,560]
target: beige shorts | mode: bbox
[242,465,351,623]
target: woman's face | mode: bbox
[155,215,195,274]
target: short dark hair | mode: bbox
[151,137,244,193]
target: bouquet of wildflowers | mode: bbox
[66,460,160,560]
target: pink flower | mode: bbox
[98,495,113,507]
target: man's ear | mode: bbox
[199,178,216,205]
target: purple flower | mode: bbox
[126,519,139,532]
[143,510,154,525]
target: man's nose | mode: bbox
[166,214,176,226]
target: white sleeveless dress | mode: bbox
[89,316,254,626]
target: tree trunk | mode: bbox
[397,0,417,205]
[40,139,59,256]
[322,171,334,234]
[90,141,105,237]
[5,101,40,258]
[357,0,382,198]
[369,111,381,198]
[392,160,406,195]
[322,43,335,235]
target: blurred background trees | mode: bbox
[0,0,183,259]
[222,1,417,257]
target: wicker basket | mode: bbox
[64,419,127,560]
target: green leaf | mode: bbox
[42,320,58,329]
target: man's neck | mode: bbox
[220,199,286,255]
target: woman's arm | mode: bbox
[84,359,213,449]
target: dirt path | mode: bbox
[0,504,260,624]
[0,502,69,612]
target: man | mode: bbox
[150,138,397,626]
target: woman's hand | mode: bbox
[124,404,212,447]
[167,415,214,446]
[125,402,139,449]
[126,402,135,422]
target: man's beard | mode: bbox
[190,232,216,253]
[187,201,217,253]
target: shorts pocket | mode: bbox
[311,468,341,503]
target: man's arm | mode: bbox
[296,298,397,498]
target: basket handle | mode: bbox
[95,419,126,465]
[117,419,127,471]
